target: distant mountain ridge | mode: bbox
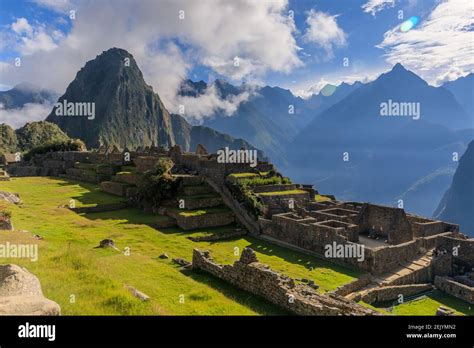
[182,78,362,165]
[285,63,473,216]
[0,83,57,109]
[434,140,474,237]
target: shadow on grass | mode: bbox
[427,290,474,315]
[56,178,361,281]
[180,267,290,316]
[55,178,125,206]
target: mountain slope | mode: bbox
[286,63,473,214]
[46,48,175,149]
[44,48,261,155]
[0,82,57,109]
[442,73,474,120]
[434,140,474,236]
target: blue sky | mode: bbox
[0,0,472,119]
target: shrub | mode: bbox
[137,158,178,207]
[226,180,264,219]
[23,139,86,161]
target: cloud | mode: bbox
[0,103,54,129]
[9,18,59,55]
[11,18,33,36]
[0,0,301,124]
[175,83,253,123]
[32,0,74,12]
[377,0,474,85]
[302,9,347,59]
[361,0,396,16]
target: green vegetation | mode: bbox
[390,291,474,316]
[0,177,363,315]
[16,121,72,151]
[137,158,178,207]
[0,123,18,153]
[315,194,332,202]
[225,181,264,219]
[177,206,230,217]
[24,139,86,161]
[259,189,307,196]
[228,173,258,179]
[239,176,291,187]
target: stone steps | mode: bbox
[182,185,214,196]
[164,206,235,230]
[173,174,204,186]
[373,251,434,286]
[345,250,435,301]
[112,172,143,186]
[99,181,131,197]
[252,184,297,193]
[176,194,223,210]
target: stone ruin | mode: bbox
[192,247,378,315]
[3,142,473,313]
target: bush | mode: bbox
[137,158,178,207]
[226,180,264,219]
[23,139,86,161]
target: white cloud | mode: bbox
[175,83,253,123]
[9,18,58,55]
[11,18,33,36]
[32,0,74,12]
[362,0,396,16]
[377,0,474,85]
[0,0,301,124]
[302,9,347,59]
[0,103,53,129]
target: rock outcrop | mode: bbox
[0,264,61,315]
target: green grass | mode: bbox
[259,189,307,196]
[0,177,362,315]
[390,290,474,316]
[176,206,230,217]
[315,194,332,202]
[228,173,258,178]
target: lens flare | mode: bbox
[400,16,419,32]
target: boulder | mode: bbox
[0,264,60,315]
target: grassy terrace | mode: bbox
[1,177,470,316]
[0,177,362,315]
[259,189,307,196]
[174,206,230,217]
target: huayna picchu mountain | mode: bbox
[46,48,261,155]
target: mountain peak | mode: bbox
[391,62,407,72]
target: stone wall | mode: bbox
[192,248,378,315]
[357,204,413,245]
[434,276,474,304]
[331,274,372,297]
[361,283,434,304]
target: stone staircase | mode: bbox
[345,250,435,302]
[99,166,141,197]
[60,161,121,184]
[162,174,236,230]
